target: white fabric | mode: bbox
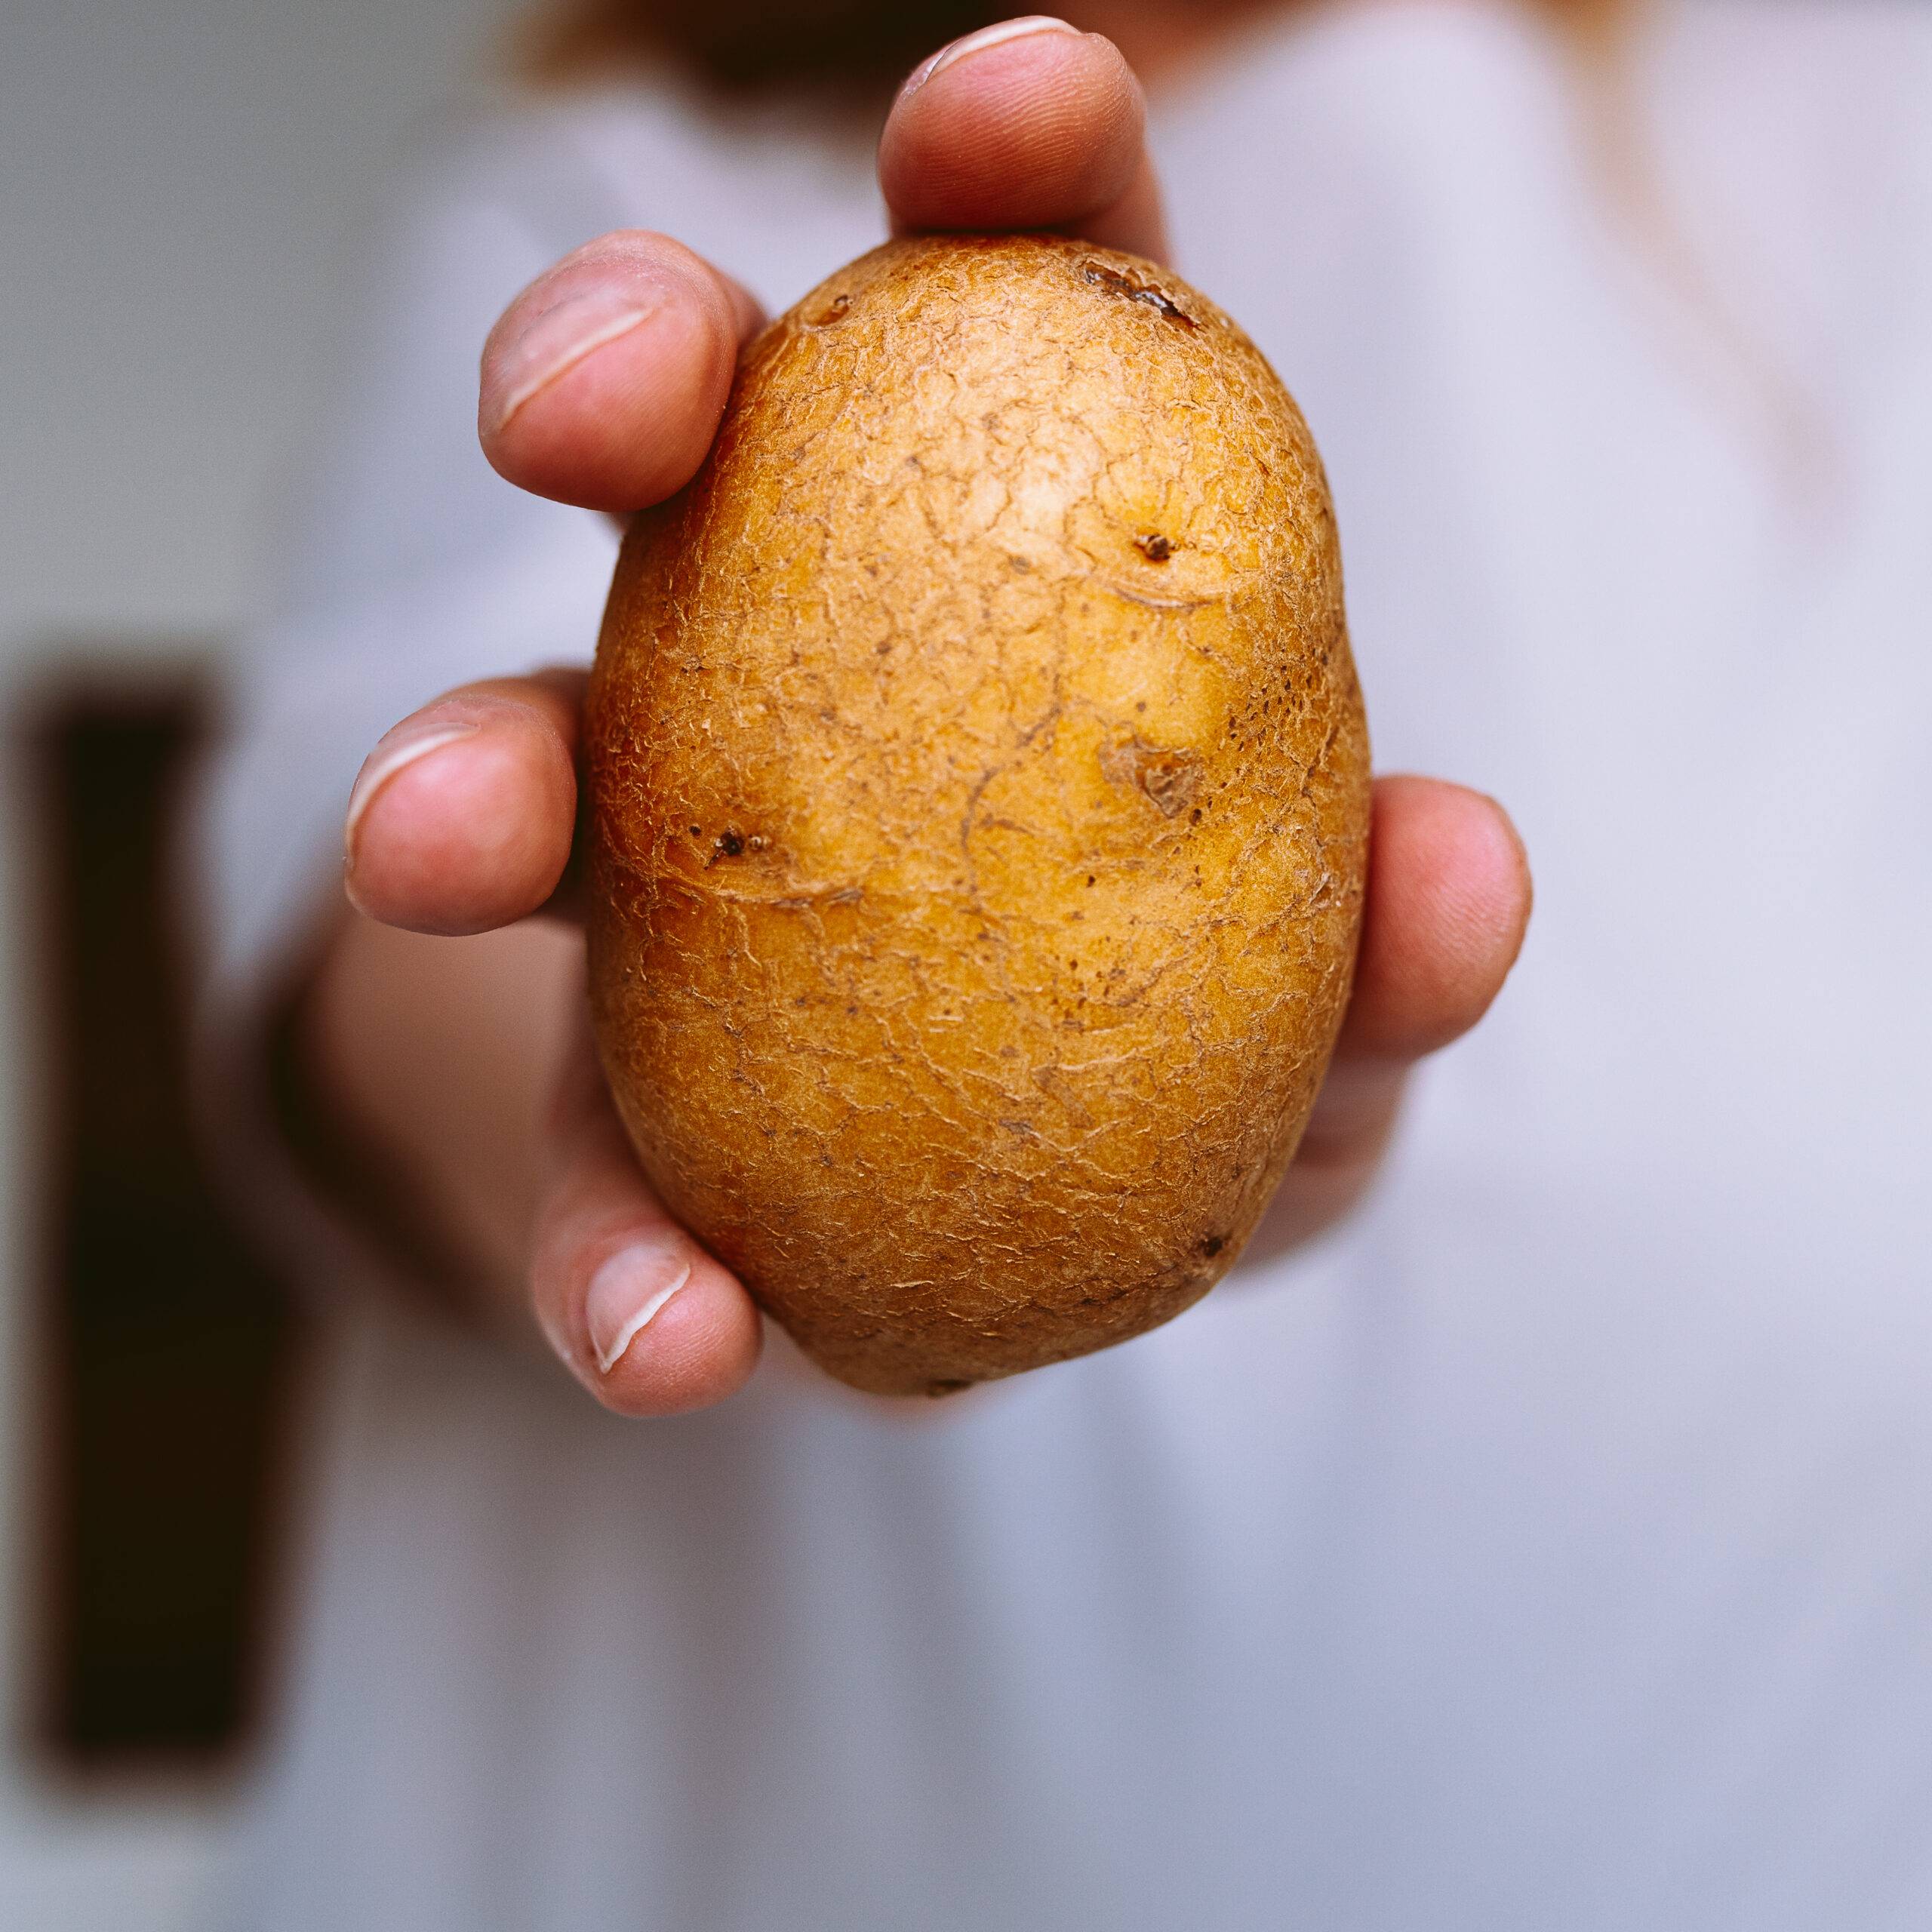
[195,3,1932,1926]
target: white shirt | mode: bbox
[195,4,1932,1925]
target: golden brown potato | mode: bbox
[587,234,1370,1396]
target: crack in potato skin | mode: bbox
[587,235,1371,1398]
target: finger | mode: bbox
[879,17,1168,260]
[1297,774,1532,1168]
[479,231,764,512]
[531,1025,762,1417]
[344,669,586,936]
[1337,775,1534,1065]
[1252,777,1532,1254]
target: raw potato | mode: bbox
[587,234,1371,1397]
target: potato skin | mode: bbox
[587,235,1370,1397]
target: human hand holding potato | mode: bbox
[330,18,1531,1416]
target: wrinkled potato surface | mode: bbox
[588,234,1371,1396]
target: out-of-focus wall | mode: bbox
[0,1,518,1921]
[0,0,525,656]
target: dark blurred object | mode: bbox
[25,670,302,1770]
[519,0,1002,97]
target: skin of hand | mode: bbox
[314,16,1534,1418]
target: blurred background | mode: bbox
[2,3,521,1920]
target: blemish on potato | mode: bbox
[1079,260,1198,330]
[1099,737,1204,820]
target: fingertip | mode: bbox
[479,232,749,512]
[1444,783,1536,975]
[1347,776,1534,1060]
[345,696,578,934]
[881,23,1150,238]
[897,15,1087,98]
[579,1246,765,1419]
[532,1040,766,1418]
[534,1218,763,1418]
[1401,774,1533,942]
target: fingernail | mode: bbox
[586,1243,693,1376]
[487,291,661,434]
[902,17,1083,97]
[343,720,478,861]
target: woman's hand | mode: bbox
[325,17,1532,1418]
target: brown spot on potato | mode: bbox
[1080,260,1198,330]
[1099,737,1204,820]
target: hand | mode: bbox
[332,18,1531,1417]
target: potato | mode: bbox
[586,234,1370,1397]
